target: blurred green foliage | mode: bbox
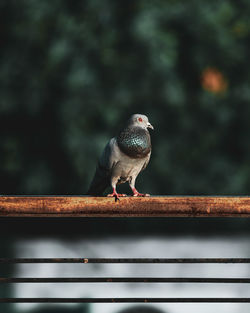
[1,0,250,195]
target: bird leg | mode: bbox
[129,177,149,197]
[107,187,127,201]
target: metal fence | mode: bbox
[1,196,250,304]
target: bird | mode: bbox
[87,114,153,200]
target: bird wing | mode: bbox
[87,138,117,196]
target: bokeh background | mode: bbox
[2,0,250,196]
[2,1,250,313]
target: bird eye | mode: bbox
[138,117,143,122]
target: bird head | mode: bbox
[128,114,154,130]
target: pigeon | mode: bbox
[87,114,153,199]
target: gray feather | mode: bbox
[87,138,116,196]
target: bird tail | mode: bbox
[86,163,110,196]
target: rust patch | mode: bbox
[83,258,88,263]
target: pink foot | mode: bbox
[107,189,127,201]
[107,192,127,197]
[132,188,150,197]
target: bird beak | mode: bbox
[147,122,154,130]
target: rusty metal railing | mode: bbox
[1,196,250,217]
[1,196,250,304]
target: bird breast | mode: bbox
[117,126,151,158]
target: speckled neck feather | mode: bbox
[117,126,151,158]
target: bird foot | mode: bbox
[107,193,127,197]
[107,192,127,201]
[132,189,150,197]
[133,192,150,197]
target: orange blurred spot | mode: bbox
[201,67,228,94]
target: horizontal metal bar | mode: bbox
[1,298,250,303]
[1,258,250,264]
[1,196,250,217]
[1,277,250,283]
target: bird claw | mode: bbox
[107,193,127,201]
[133,193,150,197]
[107,193,127,197]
